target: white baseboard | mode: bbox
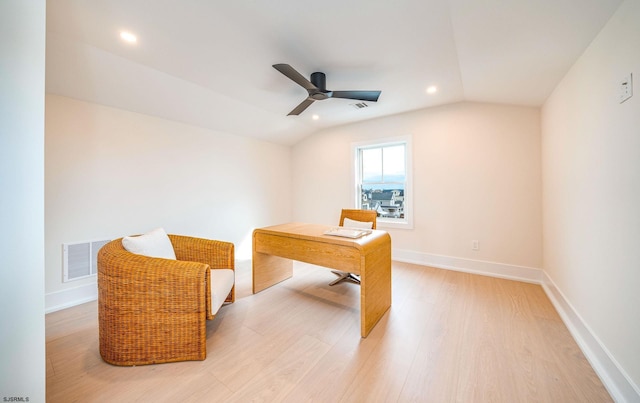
[541,272,640,403]
[45,281,97,314]
[392,249,542,284]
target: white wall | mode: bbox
[541,0,640,400]
[0,1,46,400]
[45,95,292,310]
[292,102,542,278]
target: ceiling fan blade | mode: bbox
[273,64,318,91]
[288,98,315,116]
[330,90,381,102]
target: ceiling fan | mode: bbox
[273,63,381,116]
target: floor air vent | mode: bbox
[63,239,111,282]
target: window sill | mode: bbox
[377,219,413,230]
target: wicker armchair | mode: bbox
[97,234,234,366]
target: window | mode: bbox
[353,136,412,229]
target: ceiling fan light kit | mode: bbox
[273,63,381,116]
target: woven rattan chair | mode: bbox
[97,234,234,366]
[330,209,378,285]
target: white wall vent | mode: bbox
[63,239,111,282]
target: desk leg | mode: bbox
[252,251,293,294]
[360,244,392,337]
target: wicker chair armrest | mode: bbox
[169,235,235,316]
[169,234,234,270]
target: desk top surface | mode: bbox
[253,222,390,249]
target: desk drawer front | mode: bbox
[254,233,360,273]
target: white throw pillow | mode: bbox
[122,228,176,259]
[342,217,374,229]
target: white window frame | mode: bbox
[351,135,413,230]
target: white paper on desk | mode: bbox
[323,227,372,238]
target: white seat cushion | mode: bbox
[210,269,234,315]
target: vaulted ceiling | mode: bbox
[46,0,622,145]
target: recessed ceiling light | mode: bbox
[426,86,438,94]
[120,31,137,44]
[312,114,319,120]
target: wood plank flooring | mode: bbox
[46,261,612,402]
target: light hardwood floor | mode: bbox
[46,261,612,402]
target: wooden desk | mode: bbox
[252,222,391,337]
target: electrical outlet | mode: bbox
[620,73,633,103]
[472,240,479,250]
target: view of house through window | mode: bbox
[354,138,411,227]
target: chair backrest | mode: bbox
[339,209,377,229]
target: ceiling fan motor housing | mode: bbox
[309,72,330,100]
[310,72,327,91]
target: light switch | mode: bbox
[620,73,633,103]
